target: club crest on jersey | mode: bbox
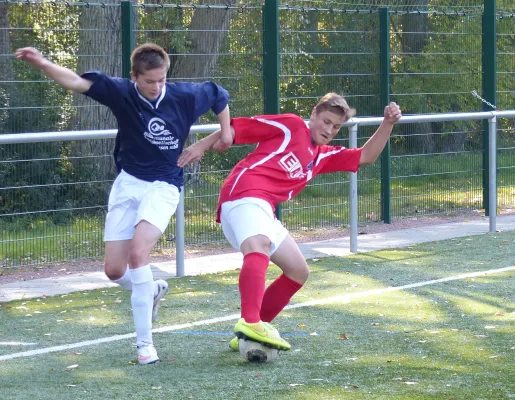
[279,152,306,179]
[143,117,179,150]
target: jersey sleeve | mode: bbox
[232,114,302,144]
[315,146,362,174]
[188,81,229,120]
[80,71,127,109]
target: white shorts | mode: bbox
[104,170,180,241]
[220,197,288,255]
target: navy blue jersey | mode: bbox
[81,71,229,189]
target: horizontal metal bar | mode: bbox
[2,112,515,145]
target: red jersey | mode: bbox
[216,113,362,221]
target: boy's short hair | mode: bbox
[130,43,170,76]
[314,93,356,121]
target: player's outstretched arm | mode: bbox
[216,105,233,151]
[359,102,401,165]
[15,47,92,93]
[177,126,235,167]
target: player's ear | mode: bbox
[310,107,317,119]
[130,71,136,82]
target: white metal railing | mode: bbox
[2,111,514,275]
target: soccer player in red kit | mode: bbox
[178,93,402,351]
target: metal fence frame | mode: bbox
[1,110,514,276]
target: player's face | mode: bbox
[131,67,167,100]
[309,109,346,145]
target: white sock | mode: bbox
[153,281,159,298]
[112,266,132,291]
[130,265,154,346]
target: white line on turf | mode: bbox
[1,265,513,361]
[0,342,38,346]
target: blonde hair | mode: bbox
[314,93,356,121]
[130,43,170,77]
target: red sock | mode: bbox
[260,274,303,322]
[239,252,270,323]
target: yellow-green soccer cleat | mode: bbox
[229,336,239,351]
[233,318,291,350]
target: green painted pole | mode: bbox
[482,1,496,216]
[380,7,391,224]
[263,0,281,219]
[121,1,134,79]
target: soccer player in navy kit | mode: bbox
[16,43,232,364]
[178,94,401,356]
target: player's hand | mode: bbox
[177,143,204,167]
[15,47,48,69]
[216,128,233,152]
[384,102,402,125]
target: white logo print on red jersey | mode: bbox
[279,152,305,179]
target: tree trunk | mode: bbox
[400,0,435,154]
[71,1,124,179]
[171,3,235,185]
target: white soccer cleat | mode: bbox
[137,344,159,365]
[152,279,169,323]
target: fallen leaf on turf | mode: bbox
[405,382,418,385]
[65,364,78,370]
[128,361,137,365]
[339,333,348,340]
[289,384,304,387]
[297,324,306,328]
[151,387,162,390]
[67,385,77,387]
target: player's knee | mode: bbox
[297,263,310,284]
[104,262,125,281]
[287,263,309,285]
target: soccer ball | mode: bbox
[238,339,279,363]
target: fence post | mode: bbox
[121,1,134,79]
[379,7,391,224]
[488,117,497,232]
[175,188,185,277]
[349,123,359,253]
[262,0,282,220]
[482,1,496,216]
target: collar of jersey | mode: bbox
[134,83,167,110]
